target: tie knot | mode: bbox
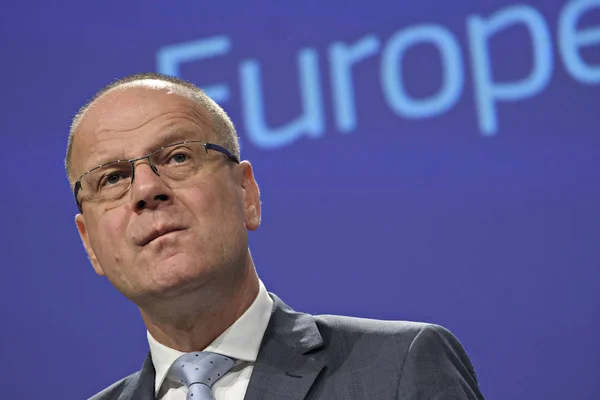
[167,351,236,390]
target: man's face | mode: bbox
[71,85,260,304]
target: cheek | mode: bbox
[182,184,246,236]
[91,210,130,263]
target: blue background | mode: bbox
[1,0,599,399]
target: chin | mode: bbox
[144,258,215,299]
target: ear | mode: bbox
[239,161,261,231]
[75,213,105,276]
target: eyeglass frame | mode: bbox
[73,140,240,213]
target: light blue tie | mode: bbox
[166,351,236,400]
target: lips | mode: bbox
[139,226,185,246]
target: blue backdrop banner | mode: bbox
[1,1,599,399]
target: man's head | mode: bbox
[67,73,261,306]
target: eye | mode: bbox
[106,173,121,184]
[167,148,194,165]
[171,153,188,163]
[100,171,127,187]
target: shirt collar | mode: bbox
[148,279,273,396]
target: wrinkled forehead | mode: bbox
[71,83,214,175]
[81,81,204,130]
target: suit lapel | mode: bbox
[120,351,156,400]
[244,294,326,400]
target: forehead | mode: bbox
[81,84,211,135]
[72,85,214,173]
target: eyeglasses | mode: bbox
[73,140,239,212]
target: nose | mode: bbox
[129,160,174,211]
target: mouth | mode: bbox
[140,227,185,246]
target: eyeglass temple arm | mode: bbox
[205,143,240,164]
[73,181,83,213]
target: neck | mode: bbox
[139,256,260,352]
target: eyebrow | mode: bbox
[87,128,205,170]
[150,129,203,151]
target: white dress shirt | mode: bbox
[148,280,273,400]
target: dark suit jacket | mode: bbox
[90,294,484,399]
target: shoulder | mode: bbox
[313,314,473,373]
[314,313,445,344]
[315,314,470,363]
[313,314,451,367]
[88,371,140,400]
[87,351,155,400]
[312,315,483,398]
[316,313,431,332]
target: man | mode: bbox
[67,72,485,400]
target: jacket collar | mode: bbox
[243,293,325,400]
[122,352,155,400]
[124,293,325,400]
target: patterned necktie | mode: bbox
[166,351,236,400]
